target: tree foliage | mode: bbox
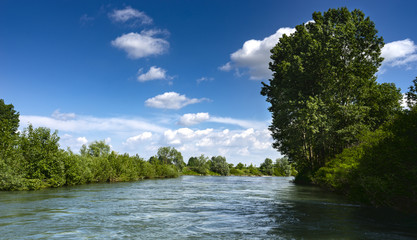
[261,8,402,180]
[187,154,209,174]
[0,99,20,159]
[406,77,417,109]
[314,103,417,213]
[82,140,111,158]
[274,157,294,177]
[157,146,185,171]
[260,158,274,175]
[210,156,230,176]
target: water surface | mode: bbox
[0,176,416,239]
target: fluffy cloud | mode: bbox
[137,66,169,82]
[111,30,169,59]
[124,132,153,145]
[157,127,278,163]
[210,116,268,129]
[145,92,209,110]
[178,113,210,126]
[51,109,76,121]
[109,6,152,25]
[59,134,88,151]
[219,62,232,72]
[222,27,295,80]
[20,115,167,134]
[77,137,88,145]
[381,39,417,67]
[176,112,268,129]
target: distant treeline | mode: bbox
[184,154,297,177]
[0,99,293,191]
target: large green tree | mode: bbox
[261,8,402,179]
[0,99,20,157]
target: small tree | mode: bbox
[157,146,185,171]
[83,140,111,158]
[260,158,274,175]
[19,125,65,186]
[274,157,292,176]
[187,154,209,174]
[210,156,230,176]
[236,162,245,170]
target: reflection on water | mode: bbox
[0,176,416,239]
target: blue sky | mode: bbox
[1,0,417,165]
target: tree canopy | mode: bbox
[210,156,230,176]
[261,7,402,180]
[157,146,185,171]
[0,99,20,158]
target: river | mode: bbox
[0,176,416,239]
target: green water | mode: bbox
[0,176,416,239]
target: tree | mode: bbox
[210,156,230,176]
[274,157,292,176]
[406,77,417,109]
[260,158,274,175]
[0,99,20,157]
[19,125,65,187]
[261,8,402,180]
[187,155,209,174]
[236,162,245,170]
[157,146,185,171]
[82,140,111,158]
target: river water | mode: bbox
[0,176,416,239]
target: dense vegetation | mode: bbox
[314,80,417,212]
[262,7,416,212]
[0,99,292,191]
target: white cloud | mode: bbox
[51,109,76,121]
[145,92,209,110]
[77,137,88,145]
[176,112,268,128]
[178,112,210,126]
[156,127,279,165]
[20,115,167,134]
[223,27,296,80]
[109,6,152,25]
[125,132,153,145]
[210,116,268,129]
[381,39,417,69]
[59,134,88,151]
[137,66,169,82]
[111,30,169,59]
[219,62,232,71]
[196,77,214,84]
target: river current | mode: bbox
[0,176,416,239]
